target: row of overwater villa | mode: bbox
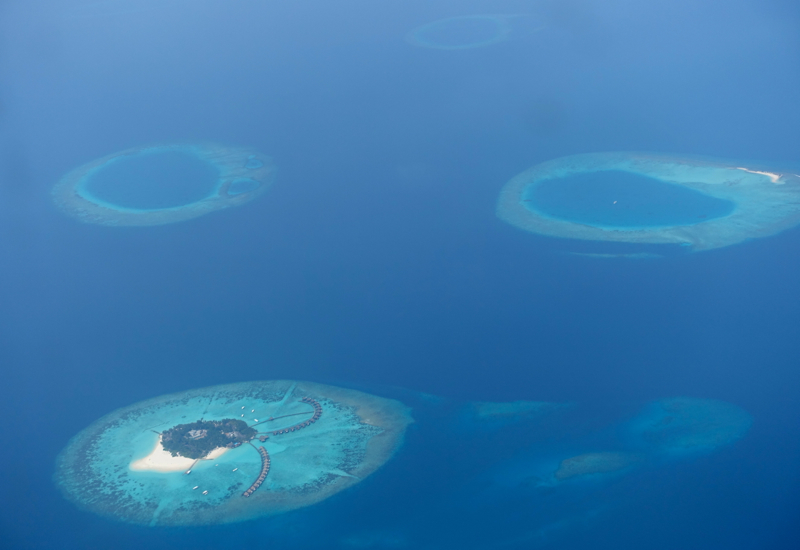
[242,446,270,498]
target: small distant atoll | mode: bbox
[162,419,256,459]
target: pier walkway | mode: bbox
[270,397,322,436]
[241,397,323,497]
[242,445,270,497]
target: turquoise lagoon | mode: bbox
[527,170,735,228]
[54,381,411,526]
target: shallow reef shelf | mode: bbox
[54,381,411,526]
[496,152,800,251]
[52,143,276,226]
[626,397,753,457]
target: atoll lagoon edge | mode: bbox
[497,152,800,251]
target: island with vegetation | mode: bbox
[161,419,256,459]
[55,380,413,525]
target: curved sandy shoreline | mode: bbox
[130,436,228,473]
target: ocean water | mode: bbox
[1,0,799,549]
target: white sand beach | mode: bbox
[735,167,783,183]
[130,436,228,472]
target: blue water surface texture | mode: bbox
[0,1,798,549]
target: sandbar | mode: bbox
[129,437,228,473]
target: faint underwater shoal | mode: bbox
[325,390,756,549]
[0,2,796,549]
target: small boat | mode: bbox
[185,470,191,474]
[254,419,259,422]
[192,486,199,490]
[251,409,255,412]
[232,468,238,472]
[241,406,245,409]
[202,490,208,495]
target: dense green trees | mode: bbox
[161,419,256,459]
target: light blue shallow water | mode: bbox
[82,151,220,210]
[525,170,736,228]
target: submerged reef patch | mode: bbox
[497,152,800,251]
[553,452,640,481]
[54,381,411,526]
[52,143,275,226]
[627,397,752,456]
[563,252,663,260]
[405,14,539,50]
[461,400,569,430]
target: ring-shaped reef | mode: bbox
[54,381,412,526]
[496,152,800,251]
[406,15,516,50]
[52,143,276,226]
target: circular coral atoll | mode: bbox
[54,381,412,526]
[497,152,800,251]
[52,143,276,226]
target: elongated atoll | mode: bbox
[497,152,800,251]
[54,381,411,526]
[52,143,276,226]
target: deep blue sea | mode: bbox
[1,1,799,548]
